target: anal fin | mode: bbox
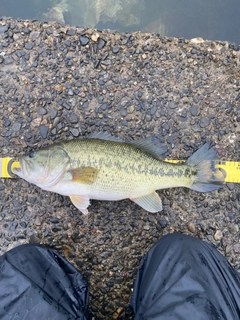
[130,191,162,213]
[69,195,90,215]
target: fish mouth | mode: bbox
[12,158,24,177]
[13,157,32,177]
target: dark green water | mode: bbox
[0,0,239,45]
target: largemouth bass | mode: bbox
[14,133,225,214]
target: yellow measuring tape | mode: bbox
[1,157,240,183]
[166,160,240,184]
[1,158,21,178]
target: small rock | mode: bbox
[91,33,100,42]
[226,244,232,254]
[62,101,71,110]
[157,217,168,228]
[128,105,135,113]
[182,97,189,104]
[37,106,47,115]
[100,103,109,110]
[98,38,106,49]
[31,117,42,127]
[69,113,78,124]
[199,117,210,128]
[233,243,240,253]
[67,29,75,36]
[65,40,71,47]
[190,106,198,116]
[229,223,239,234]
[76,259,83,267]
[4,119,11,127]
[0,25,8,33]
[29,31,40,41]
[143,225,150,231]
[50,108,58,119]
[4,57,13,65]
[150,106,157,115]
[214,230,223,241]
[226,183,235,191]
[79,36,89,46]
[40,125,48,139]
[70,128,79,137]
[25,43,33,50]
[112,46,120,54]
[101,59,111,66]
[82,102,89,108]
[187,222,196,233]
[189,37,204,44]
[168,101,177,109]
[29,233,41,243]
[12,122,21,132]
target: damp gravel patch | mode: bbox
[0,18,240,319]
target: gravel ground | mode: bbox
[0,17,240,319]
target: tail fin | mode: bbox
[187,142,226,192]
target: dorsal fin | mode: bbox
[88,132,123,142]
[88,132,168,160]
[128,138,168,160]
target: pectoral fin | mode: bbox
[69,195,90,215]
[131,191,162,213]
[70,167,99,184]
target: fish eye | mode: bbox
[29,151,36,159]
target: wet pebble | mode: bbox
[50,108,58,119]
[98,38,106,49]
[128,105,135,113]
[76,259,83,267]
[190,106,198,116]
[187,222,196,233]
[91,33,99,42]
[12,122,21,132]
[0,25,8,33]
[67,29,75,36]
[69,113,78,124]
[25,43,33,50]
[70,128,79,137]
[229,224,239,234]
[29,31,40,41]
[4,57,13,65]
[106,279,114,288]
[214,230,223,241]
[112,46,120,54]
[29,233,41,243]
[79,36,89,46]
[65,40,71,47]
[168,101,177,109]
[199,117,210,128]
[143,225,150,231]
[82,102,89,108]
[40,125,48,139]
[100,103,109,111]
[226,183,235,191]
[62,101,71,110]
[233,244,240,253]
[38,107,47,115]
[157,217,168,228]
[150,106,157,115]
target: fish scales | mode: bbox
[59,139,195,196]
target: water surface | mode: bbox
[0,0,239,44]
